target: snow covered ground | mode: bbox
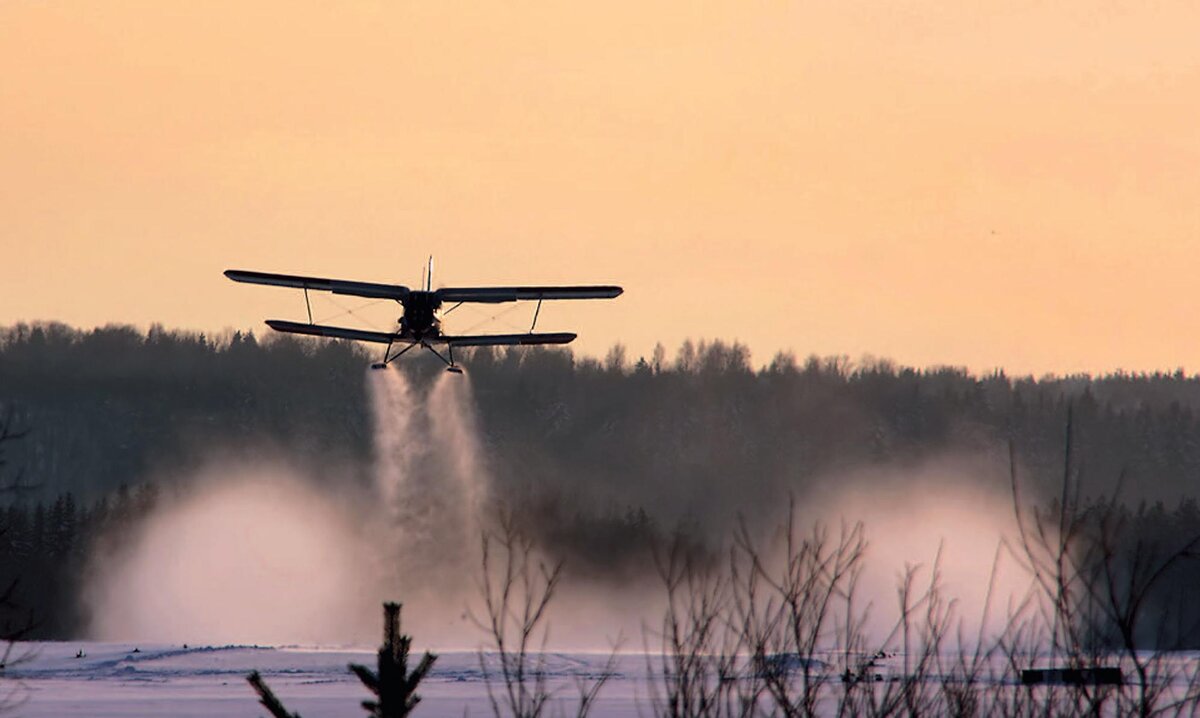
[8,642,1200,716]
[3,642,645,717]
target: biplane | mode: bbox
[224,259,622,373]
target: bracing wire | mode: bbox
[306,294,539,337]
[454,302,529,335]
[313,296,390,331]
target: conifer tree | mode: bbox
[246,602,436,718]
[350,602,437,718]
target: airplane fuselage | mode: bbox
[399,290,442,339]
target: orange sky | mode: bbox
[2,2,1198,375]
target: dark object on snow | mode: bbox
[1021,667,1124,686]
[841,669,883,684]
[349,602,438,718]
[756,652,827,677]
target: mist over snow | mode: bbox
[80,367,1031,649]
[792,459,1032,642]
[84,371,494,646]
[83,465,377,645]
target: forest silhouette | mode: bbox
[4,322,1200,640]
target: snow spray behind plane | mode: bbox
[367,370,488,590]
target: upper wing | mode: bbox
[439,332,577,347]
[436,286,622,303]
[226,270,410,301]
[265,320,402,345]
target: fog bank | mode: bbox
[85,370,1028,649]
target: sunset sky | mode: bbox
[2,2,1198,374]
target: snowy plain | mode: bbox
[4,642,645,717]
[10,641,1200,716]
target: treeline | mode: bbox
[5,322,1200,511]
[0,486,158,637]
[0,323,371,499]
[1076,496,1200,649]
[464,341,1200,534]
[4,323,1200,639]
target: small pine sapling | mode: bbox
[350,602,438,718]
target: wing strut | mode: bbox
[304,288,313,324]
[530,298,543,333]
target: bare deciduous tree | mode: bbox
[475,511,615,718]
[732,505,867,718]
[648,534,757,718]
[1008,407,1200,717]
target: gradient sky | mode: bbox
[3,2,1198,374]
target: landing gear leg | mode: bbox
[371,341,417,369]
[371,339,394,370]
[423,343,463,374]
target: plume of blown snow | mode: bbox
[85,463,377,645]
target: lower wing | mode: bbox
[263,321,573,348]
[438,333,576,347]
